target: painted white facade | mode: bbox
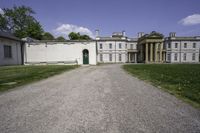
[24,41,97,65]
[165,35,200,63]
[96,31,138,63]
[0,37,23,66]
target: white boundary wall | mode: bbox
[24,41,97,65]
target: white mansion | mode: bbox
[0,30,200,66]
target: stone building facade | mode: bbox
[165,32,200,63]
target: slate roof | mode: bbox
[0,31,22,41]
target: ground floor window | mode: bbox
[109,54,112,61]
[4,45,12,58]
[167,53,171,61]
[183,53,187,61]
[192,53,195,60]
[119,54,121,61]
[100,54,103,61]
[174,53,177,61]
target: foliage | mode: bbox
[41,32,55,40]
[0,65,77,92]
[123,64,200,108]
[0,5,43,39]
[68,32,91,40]
[56,36,66,41]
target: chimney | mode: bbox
[95,29,99,37]
[122,30,126,37]
[138,32,144,38]
[169,32,176,37]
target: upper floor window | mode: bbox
[193,43,196,48]
[125,44,127,49]
[4,45,12,58]
[109,43,112,49]
[130,44,133,49]
[175,43,178,48]
[119,43,122,49]
[184,43,187,48]
[99,43,103,49]
[168,43,171,48]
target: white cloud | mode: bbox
[0,8,4,15]
[179,14,200,26]
[53,23,94,39]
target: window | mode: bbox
[4,45,12,58]
[125,44,127,49]
[99,43,102,49]
[183,53,186,60]
[130,44,133,49]
[175,43,178,48]
[184,43,187,48]
[119,54,121,61]
[109,43,112,49]
[100,54,103,61]
[193,43,196,48]
[174,53,177,61]
[168,43,171,48]
[192,53,195,60]
[119,43,122,49]
[109,54,112,61]
[167,53,171,61]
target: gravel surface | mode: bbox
[0,64,199,133]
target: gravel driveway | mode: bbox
[0,64,199,133]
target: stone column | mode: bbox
[128,53,130,63]
[135,53,137,63]
[154,43,158,62]
[150,43,153,62]
[145,43,148,63]
[160,42,163,62]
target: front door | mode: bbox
[83,49,89,64]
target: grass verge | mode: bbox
[0,65,78,92]
[123,64,200,108]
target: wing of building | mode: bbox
[0,30,200,66]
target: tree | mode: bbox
[68,32,91,40]
[41,32,54,40]
[56,36,66,41]
[68,32,80,40]
[0,5,44,39]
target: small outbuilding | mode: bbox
[0,32,24,66]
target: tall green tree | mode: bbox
[68,32,91,40]
[41,32,54,40]
[0,5,43,39]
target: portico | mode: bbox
[138,31,165,63]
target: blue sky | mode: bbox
[1,0,200,38]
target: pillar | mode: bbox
[150,43,153,62]
[128,53,131,63]
[145,43,148,63]
[155,43,158,62]
[160,42,163,62]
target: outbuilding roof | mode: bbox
[0,31,22,41]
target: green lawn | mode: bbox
[123,64,200,108]
[0,65,78,92]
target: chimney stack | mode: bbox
[169,32,176,37]
[138,32,144,38]
[95,29,99,37]
[122,30,126,37]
